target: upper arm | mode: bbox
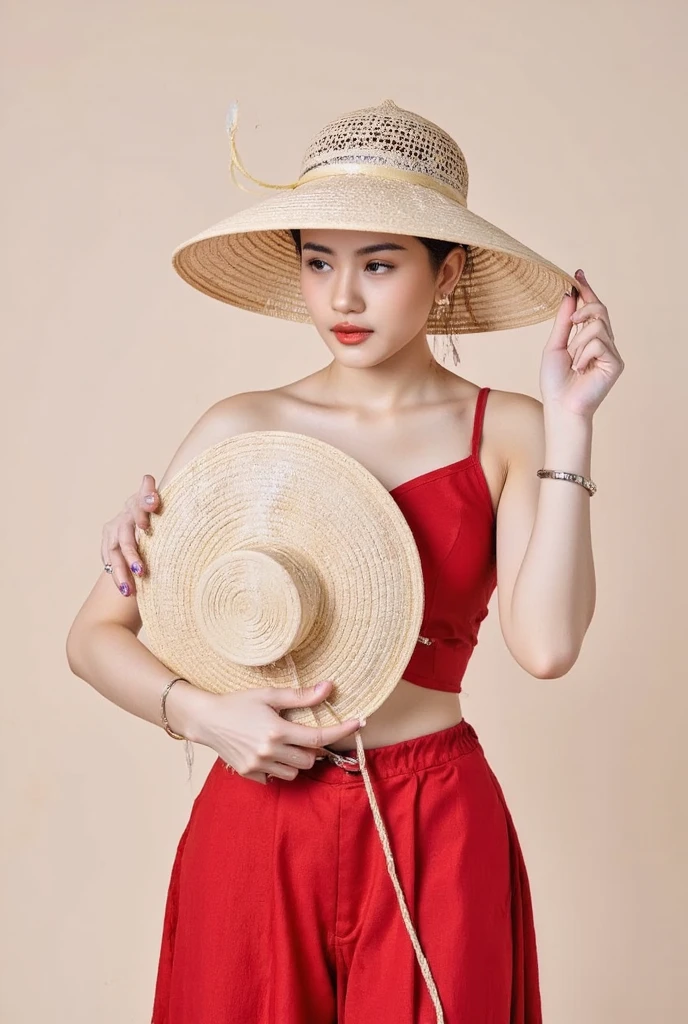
[68,392,263,641]
[493,392,546,661]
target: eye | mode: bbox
[366,261,393,273]
[305,258,394,274]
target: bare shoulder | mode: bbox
[195,388,286,434]
[485,387,545,469]
[157,388,289,489]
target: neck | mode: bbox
[320,332,451,414]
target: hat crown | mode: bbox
[195,547,322,667]
[298,98,470,202]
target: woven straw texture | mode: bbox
[135,431,425,728]
[172,98,580,333]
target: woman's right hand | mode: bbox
[101,474,160,596]
[192,680,365,786]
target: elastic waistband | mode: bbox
[307,718,481,785]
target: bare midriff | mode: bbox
[324,678,463,752]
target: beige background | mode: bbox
[2,0,687,1020]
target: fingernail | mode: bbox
[131,562,143,576]
[119,582,131,596]
[575,269,585,280]
[315,681,329,692]
[144,494,156,505]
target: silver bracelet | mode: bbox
[537,469,597,497]
[160,677,189,740]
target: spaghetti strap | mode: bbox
[470,387,490,460]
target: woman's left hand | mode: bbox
[540,268,624,418]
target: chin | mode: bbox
[322,335,408,365]
[331,345,394,367]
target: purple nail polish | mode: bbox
[119,582,131,596]
[131,562,143,576]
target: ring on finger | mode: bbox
[103,563,114,574]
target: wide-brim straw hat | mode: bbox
[171,97,580,335]
[135,430,424,727]
[135,430,451,1020]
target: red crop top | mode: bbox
[391,386,497,693]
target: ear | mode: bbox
[438,246,467,293]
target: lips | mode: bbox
[332,324,373,345]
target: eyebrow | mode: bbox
[301,242,408,256]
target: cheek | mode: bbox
[298,272,330,320]
[384,276,433,328]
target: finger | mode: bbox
[572,338,610,373]
[572,268,600,304]
[139,475,160,514]
[258,683,364,745]
[127,495,154,532]
[570,301,613,341]
[118,521,146,578]
[570,300,606,323]
[105,538,135,596]
[545,288,579,353]
[261,761,300,782]
[101,531,113,571]
[568,319,612,363]
[262,681,331,709]
[223,763,269,784]
[282,716,364,750]
[270,743,321,771]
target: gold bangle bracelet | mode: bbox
[160,677,189,740]
[537,469,597,497]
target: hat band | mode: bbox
[295,162,468,207]
[226,100,467,208]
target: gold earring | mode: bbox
[436,294,451,306]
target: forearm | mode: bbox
[511,408,597,675]
[66,622,212,743]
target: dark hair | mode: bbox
[288,229,475,365]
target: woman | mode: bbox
[66,99,623,1023]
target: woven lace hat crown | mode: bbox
[298,98,470,201]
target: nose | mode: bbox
[330,267,365,315]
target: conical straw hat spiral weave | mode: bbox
[134,430,454,1020]
[171,97,579,334]
[135,431,425,724]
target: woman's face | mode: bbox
[297,229,464,366]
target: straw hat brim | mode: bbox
[135,431,425,728]
[171,174,579,334]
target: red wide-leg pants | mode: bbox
[151,719,542,1023]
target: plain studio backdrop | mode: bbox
[1,1,686,1021]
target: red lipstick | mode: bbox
[332,322,373,345]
